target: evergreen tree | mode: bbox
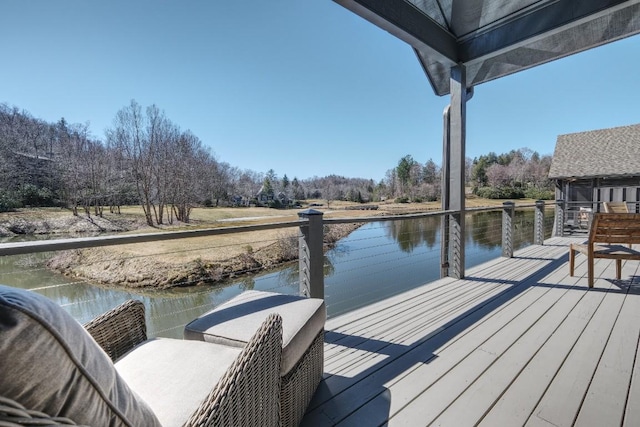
[396,155,414,186]
[262,177,274,199]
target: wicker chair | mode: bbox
[93,300,283,427]
[184,290,325,427]
[1,298,282,427]
[84,299,149,362]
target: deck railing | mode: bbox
[554,199,640,236]
[302,201,549,298]
[0,202,552,336]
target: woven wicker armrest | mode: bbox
[84,300,147,362]
[185,313,283,427]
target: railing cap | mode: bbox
[298,209,324,218]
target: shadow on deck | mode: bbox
[302,236,640,426]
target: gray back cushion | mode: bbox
[0,285,161,427]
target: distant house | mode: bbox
[548,123,640,214]
[255,185,274,203]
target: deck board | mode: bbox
[525,283,624,427]
[312,251,559,411]
[574,264,640,426]
[479,281,610,426]
[432,286,590,425]
[319,260,539,383]
[388,284,582,426]
[308,242,568,426]
[301,237,640,426]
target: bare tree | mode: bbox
[147,104,178,225]
[486,163,510,187]
[232,169,262,205]
[106,100,155,226]
[204,160,232,207]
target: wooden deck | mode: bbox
[302,237,640,426]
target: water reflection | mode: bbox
[468,210,537,249]
[0,209,552,338]
[385,216,439,252]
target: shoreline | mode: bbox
[45,222,362,289]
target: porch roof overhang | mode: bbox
[334,0,640,96]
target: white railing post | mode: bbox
[298,209,324,299]
[502,201,515,258]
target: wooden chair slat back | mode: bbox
[602,202,629,214]
[590,213,640,245]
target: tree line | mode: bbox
[0,101,381,220]
[469,148,553,200]
[380,148,553,203]
[0,101,553,220]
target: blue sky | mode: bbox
[2,1,639,182]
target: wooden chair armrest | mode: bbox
[185,313,283,427]
[84,300,147,362]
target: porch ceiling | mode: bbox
[334,0,640,95]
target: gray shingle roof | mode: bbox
[548,124,640,180]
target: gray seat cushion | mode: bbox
[115,338,242,427]
[0,285,161,427]
[184,290,325,375]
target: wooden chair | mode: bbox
[602,202,632,247]
[569,213,640,287]
[603,201,629,213]
[578,207,592,230]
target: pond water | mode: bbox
[0,209,552,338]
